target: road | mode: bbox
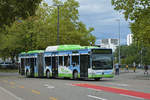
[0,69,150,100]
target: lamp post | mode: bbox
[116,19,121,65]
[53,4,64,45]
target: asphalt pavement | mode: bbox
[0,69,150,100]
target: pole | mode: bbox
[57,6,60,45]
[119,20,121,65]
[117,19,121,65]
[141,48,143,67]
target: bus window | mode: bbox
[25,58,30,66]
[30,58,34,64]
[24,58,26,66]
[88,55,90,68]
[45,57,51,66]
[64,56,70,67]
[28,58,30,66]
[34,58,37,66]
[72,56,79,67]
[21,58,25,68]
[59,56,63,66]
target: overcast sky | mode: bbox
[45,0,131,45]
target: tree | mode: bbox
[114,44,150,65]
[111,0,150,46]
[48,0,96,45]
[0,0,42,27]
[111,0,150,21]
[112,0,150,64]
[0,0,96,61]
[114,44,139,65]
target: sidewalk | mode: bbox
[116,69,150,80]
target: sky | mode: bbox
[45,0,131,45]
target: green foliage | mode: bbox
[0,0,42,27]
[114,44,139,64]
[111,0,150,21]
[0,0,96,61]
[114,44,150,65]
[112,0,150,59]
[130,11,150,46]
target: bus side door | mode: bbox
[80,55,89,78]
[52,55,58,78]
[37,53,44,77]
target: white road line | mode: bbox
[120,94,144,100]
[87,95,107,100]
[44,84,55,89]
[107,83,129,87]
[47,86,55,89]
[88,88,102,91]
[65,83,75,86]
[0,86,23,100]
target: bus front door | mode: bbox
[20,58,25,75]
[52,57,58,78]
[37,53,44,77]
[30,58,35,77]
[80,55,89,78]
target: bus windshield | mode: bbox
[92,54,113,70]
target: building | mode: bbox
[100,38,119,52]
[127,34,133,46]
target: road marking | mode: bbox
[19,86,24,89]
[111,86,128,90]
[88,88,102,91]
[107,83,129,87]
[32,89,40,95]
[120,94,144,100]
[11,86,15,88]
[44,84,55,89]
[87,95,107,100]
[2,80,8,83]
[73,83,150,100]
[10,82,15,85]
[65,83,76,86]
[0,86,23,100]
[49,97,57,100]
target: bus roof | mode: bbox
[20,50,44,54]
[20,45,100,55]
[45,45,99,52]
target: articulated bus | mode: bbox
[19,45,114,80]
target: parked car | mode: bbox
[0,62,17,69]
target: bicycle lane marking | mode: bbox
[72,83,150,100]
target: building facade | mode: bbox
[127,34,133,46]
[100,38,119,52]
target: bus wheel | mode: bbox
[26,70,30,77]
[73,71,78,80]
[46,71,50,78]
[94,78,101,81]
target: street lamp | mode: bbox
[53,3,64,45]
[116,19,121,65]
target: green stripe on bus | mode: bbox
[34,73,38,77]
[88,74,114,78]
[58,73,72,77]
[57,45,99,51]
[58,73,80,78]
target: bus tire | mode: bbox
[94,78,101,81]
[46,70,50,78]
[26,70,30,77]
[73,71,78,80]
